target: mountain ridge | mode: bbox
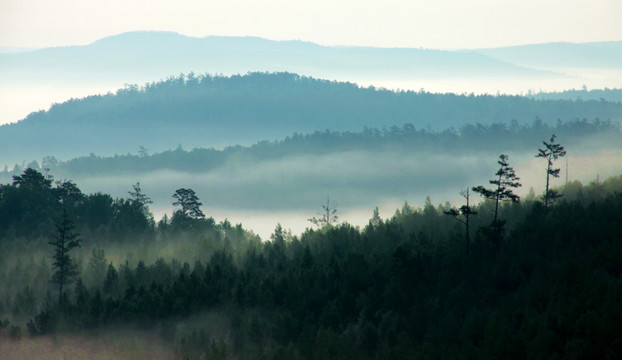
[0,31,565,84]
[1,72,621,167]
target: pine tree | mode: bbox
[473,154,521,248]
[308,195,338,227]
[128,182,153,217]
[172,188,205,218]
[49,208,82,304]
[444,188,477,254]
[536,134,567,208]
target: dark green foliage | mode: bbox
[2,170,622,358]
[19,184,622,358]
[128,182,153,219]
[49,209,82,303]
[85,248,107,289]
[172,188,205,219]
[0,318,23,339]
[444,188,477,254]
[0,168,156,244]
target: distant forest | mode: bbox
[1,117,618,178]
[2,167,622,359]
[1,72,621,165]
[530,87,622,103]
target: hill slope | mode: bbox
[475,41,622,69]
[2,72,621,166]
[0,31,559,85]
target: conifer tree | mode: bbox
[444,188,477,254]
[473,154,521,248]
[536,134,566,208]
[308,195,338,227]
[128,182,153,215]
[49,208,82,304]
[172,188,205,218]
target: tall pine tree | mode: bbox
[536,134,566,208]
[473,154,521,249]
[49,208,81,304]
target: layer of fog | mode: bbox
[0,329,174,360]
[68,144,622,240]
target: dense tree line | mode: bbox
[529,87,622,103]
[2,166,622,359]
[0,168,154,243]
[1,117,617,179]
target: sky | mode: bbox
[1,0,621,49]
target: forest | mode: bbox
[2,72,622,166]
[2,155,622,359]
[4,8,622,360]
[1,117,618,179]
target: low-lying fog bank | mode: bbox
[67,146,622,239]
[0,330,174,360]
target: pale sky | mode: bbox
[1,0,621,49]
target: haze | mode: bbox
[2,0,622,49]
[2,1,622,125]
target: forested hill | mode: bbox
[2,72,622,166]
[0,31,559,84]
[3,118,618,178]
[2,167,622,359]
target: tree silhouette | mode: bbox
[308,195,338,227]
[49,208,81,304]
[536,134,566,208]
[172,188,205,218]
[473,154,521,248]
[444,188,477,254]
[128,182,153,217]
[12,168,52,189]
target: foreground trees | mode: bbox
[49,209,81,303]
[18,184,622,359]
[0,168,156,242]
[444,188,477,254]
[5,167,622,359]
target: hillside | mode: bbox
[2,168,622,359]
[3,32,621,126]
[475,41,622,70]
[0,31,559,85]
[1,72,621,167]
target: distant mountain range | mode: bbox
[475,41,622,70]
[1,32,621,167]
[1,31,578,85]
[1,72,621,167]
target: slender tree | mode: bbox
[128,182,153,217]
[49,208,82,304]
[473,154,521,248]
[308,195,338,228]
[444,188,477,254]
[536,134,566,208]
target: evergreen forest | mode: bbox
[2,72,622,166]
[2,161,622,359]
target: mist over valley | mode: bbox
[2,32,622,126]
[3,28,622,360]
